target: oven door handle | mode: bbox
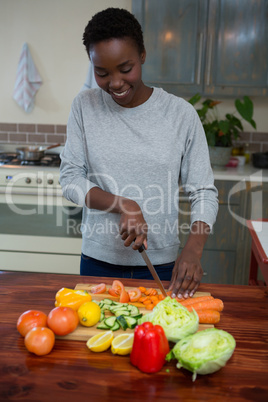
[0,188,63,196]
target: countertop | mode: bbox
[1,271,268,402]
[212,164,268,182]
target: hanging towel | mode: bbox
[13,43,42,113]
[80,61,98,92]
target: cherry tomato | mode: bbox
[90,283,106,294]
[128,288,142,302]
[120,288,130,303]
[17,310,48,337]
[112,280,125,295]
[108,288,120,297]
[47,307,79,336]
[24,327,55,356]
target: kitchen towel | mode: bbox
[80,61,98,92]
[13,43,42,113]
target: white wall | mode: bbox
[0,0,132,124]
[0,0,267,132]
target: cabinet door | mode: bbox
[132,0,208,96]
[205,0,268,96]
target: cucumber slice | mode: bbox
[101,304,112,311]
[110,306,129,313]
[110,321,120,331]
[128,305,140,316]
[114,310,130,317]
[125,316,138,329]
[97,321,110,330]
[104,316,117,328]
[102,298,113,305]
[100,312,105,322]
[116,315,128,331]
[131,313,143,320]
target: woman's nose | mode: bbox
[109,74,123,90]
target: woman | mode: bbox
[60,7,218,298]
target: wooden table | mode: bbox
[1,271,268,402]
[247,219,268,286]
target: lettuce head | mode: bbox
[166,328,236,381]
[139,296,199,343]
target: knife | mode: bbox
[138,244,167,297]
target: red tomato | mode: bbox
[128,288,142,302]
[120,288,130,303]
[17,310,48,337]
[24,327,55,356]
[112,280,125,295]
[108,288,120,297]
[47,307,79,336]
[90,283,106,294]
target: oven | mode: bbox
[0,150,82,274]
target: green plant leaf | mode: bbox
[250,119,257,129]
[188,93,201,106]
[235,96,253,122]
[218,120,229,134]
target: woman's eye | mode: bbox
[121,68,132,74]
[95,71,108,77]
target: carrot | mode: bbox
[187,298,224,312]
[150,295,158,301]
[145,288,154,295]
[143,299,153,305]
[139,286,147,293]
[152,299,160,306]
[158,294,165,301]
[180,295,214,307]
[145,303,154,310]
[139,296,149,303]
[197,310,221,324]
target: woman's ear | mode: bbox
[141,50,146,64]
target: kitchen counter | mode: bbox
[212,164,268,182]
[1,271,267,401]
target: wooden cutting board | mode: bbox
[56,284,213,341]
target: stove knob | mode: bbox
[25,177,31,184]
[47,179,54,185]
[36,178,42,184]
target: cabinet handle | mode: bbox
[206,34,213,86]
[196,33,203,85]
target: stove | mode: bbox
[0,152,61,167]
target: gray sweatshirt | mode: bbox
[60,87,218,266]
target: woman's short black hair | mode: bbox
[83,7,145,57]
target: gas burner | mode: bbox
[0,152,61,167]
[0,153,18,165]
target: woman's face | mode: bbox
[89,38,148,108]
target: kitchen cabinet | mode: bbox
[178,179,268,285]
[133,0,268,97]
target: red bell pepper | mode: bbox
[130,322,170,373]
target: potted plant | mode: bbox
[188,94,257,166]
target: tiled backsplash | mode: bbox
[0,122,267,152]
[0,123,66,145]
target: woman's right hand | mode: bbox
[118,199,148,250]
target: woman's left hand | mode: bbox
[168,246,203,299]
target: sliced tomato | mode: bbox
[112,280,125,295]
[128,288,142,302]
[108,288,120,297]
[120,288,130,303]
[90,283,106,294]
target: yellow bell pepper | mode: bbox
[55,288,92,310]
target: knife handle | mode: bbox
[138,244,145,253]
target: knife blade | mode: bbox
[138,244,167,297]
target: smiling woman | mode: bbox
[59,7,219,299]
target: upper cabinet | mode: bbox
[132,0,268,97]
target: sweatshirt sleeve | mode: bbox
[180,107,219,231]
[59,96,99,206]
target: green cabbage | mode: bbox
[139,296,199,343]
[166,328,236,381]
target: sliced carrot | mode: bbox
[145,288,153,295]
[143,299,153,305]
[145,303,154,310]
[139,296,149,303]
[197,310,221,324]
[139,286,147,293]
[158,294,165,300]
[152,299,160,306]
[180,296,214,307]
[187,299,224,313]
[150,295,158,301]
